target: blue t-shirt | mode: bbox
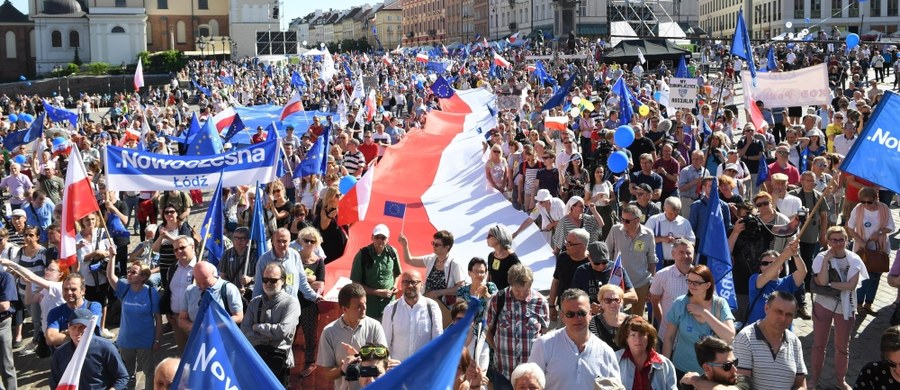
[46,300,103,336]
[746,274,799,325]
[0,271,17,315]
[114,280,160,349]
[666,295,735,373]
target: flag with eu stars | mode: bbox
[731,10,757,83]
[250,182,269,259]
[199,173,225,265]
[291,71,307,90]
[191,79,212,96]
[187,118,224,155]
[430,75,454,99]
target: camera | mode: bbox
[740,215,763,239]
[344,362,381,381]
[797,207,808,224]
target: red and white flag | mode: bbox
[544,116,568,131]
[493,52,511,68]
[60,147,100,269]
[382,54,393,66]
[133,58,145,91]
[361,53,370,63]
[364,90,376,122]
[279,91,305,121]
[416,52,429,63]
[745,90,769,133]
[442,45,448,55]
[607,255,626,289]
[337,162,375,226]
[212,106,239,133]
[508,32,520,43]
[54,314,98,390]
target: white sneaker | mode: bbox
[100,328,115,339]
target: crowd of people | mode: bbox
[0,32,896,390]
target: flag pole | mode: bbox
[796,174,840,238]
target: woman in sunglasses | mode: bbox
[854,325,900,388]
[662,264,736,379]
[290,227,326,378]
[615,316,677,390]
[847,186,894,315]
[75,214,116,339]
[589,284,629,350]
[106,257,161,390]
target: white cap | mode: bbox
[372,224,390,239]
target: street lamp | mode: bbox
[196,37,207,58]
[121,62,126,93]
[52,65,62,97]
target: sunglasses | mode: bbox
[706,359,739,371]
[359,346,389,359]
[165,210,177,214]
[829,238,846,243]
[754,201,770,207]
[776,151,789,155]
[174,245,192,252]
[886,359,900,368]
[564,310,588,318]
[760,261,773,266]
[262,277,281,284]
[603,298,621,304]
[860,200,875,205]
[431,242,444,247]
[303,239,316,244]
[401,280,421,286]
[233,236,249,241]
[622,217,639,224]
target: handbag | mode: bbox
[809,266,843,297]
[857,240,890,273]
[106,213,131,239]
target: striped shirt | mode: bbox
[733,322,807,390]
[552,213,602,251]
[15,246,48,289]
[342,150,366,176]
[486,288,549,381]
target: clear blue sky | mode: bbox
[9,0,373,21]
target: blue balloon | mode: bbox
[653,91,662,102]
[614,125,635,148]
[846,33,860,50]
[8,114,17,123]
[805,18,810,23]
[52,137,66,147]
[607,151,629,174]
[13,155,26,164]
[21,113,33,123]
[18,75,25,81]
[338,175,358,195]
[25,81,31,87]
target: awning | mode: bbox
[577,24,607,36]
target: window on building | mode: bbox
[888,0,897,16]
[198,0,208,10]
[158,0,167,9]
[115,0,125,6]
[51,30,61,47]
[811,0,822,18]
[147,22,153,44]
[69,30,79,48]
[871,0,881,16]
[5,31,15,59]
[793,0,803,19]
[832,0,842,17]
[849,2,858,17]
[111,26,125,33]
[176,20,186,43]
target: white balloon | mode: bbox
[569,107,580,117]
[572,96,582,105]
[302,40,308,46]
[428,74,437,82]
[800,29,809,36]
[785,21,793,29]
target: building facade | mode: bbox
[700,0,900,40]
[144,0,228,53]
[0,0,34,81]
[32,0,147,75]
[401,0,448,45]
[229,0,285,58]
[374,1,403,49]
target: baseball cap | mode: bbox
[588,242,610,264]
[68,308,94,327]
[11,209,25,218]
[724,163,740,172]
[372,224,390,239]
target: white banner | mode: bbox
[668,77,698,109]
[104,140,280,192]
[741,63,830,108]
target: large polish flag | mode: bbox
[328,87,554,292]
[416,52,429,63]
[60,148,100,269]
[55,314,98,390]
[279,91,305,121]
[212,106,239,133]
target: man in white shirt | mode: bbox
[381,270,443,361]
[832,119,857,157]
[649,239,693,340]
[644,198,696,266]
[528,288,619,388]
[771,173,803,218]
